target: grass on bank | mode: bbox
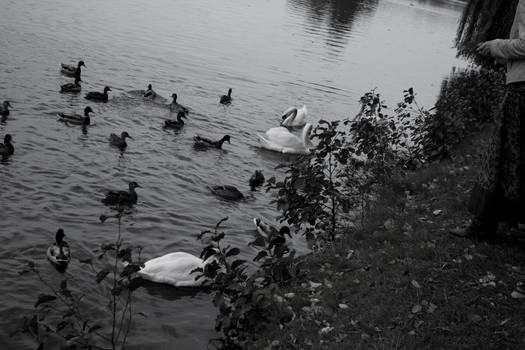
[251,124,525,350]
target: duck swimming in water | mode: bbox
[46,228,71,269]
[109,131,132,148]
[169,93,188,114]
[102,181,140,206]
[130,252,217,287]
[61,60,85,80]
[144,84,157,99]
[60,77,81,93]
[193,135,230,149]
[86,86,111,102]
[249,170,265,191]
[164,111,186,130]
[0,101,12,117]
[220,88,232,105]
[0,134,14,157]
[58,106,94,126]
[209,185,244,200]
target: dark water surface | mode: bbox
[0,0,464,348]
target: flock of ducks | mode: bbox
[2,59,311,286]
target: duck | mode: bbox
[280,105,307,128]
[58,106,94,125]
[169,93,188,114]
[144,84,157,99]
[61,60,85,80]
[209,185,244,200]
[0,101,12,117]
[249,170,265,191]
[253,218,291,249]
[193,135,230,149]
[0,134,14,157]
[131,252,217,287]
[46,228,71,269]
[85,86,111,102]
[60,77,81,93]
[258,123,313,154]
[109,131,132,148]
[102,181,140,206]
[220,88,232,105]
[164,111,186,130]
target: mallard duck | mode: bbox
[0,134,14,156]
[164,112,186,129]
[131,252,217,287]
[169,93,188,114]
[46,228,71,269]
[144,84,157,99]
[0,101,12,117]
[60,77,81,93]
[209,185,244,200]
[58,106,94,125]
[193,135,230,149]
[253,218,291,251]
[281,105,307,128]
[85,86,111,102]
[220,88,232,105]
[249,170,265,190]
[61,60,85,80]
[109,131,132,148]
[102,181,140,206]
[253,218,291,240]
[258,123,313,154]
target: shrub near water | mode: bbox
[418,67,505,160]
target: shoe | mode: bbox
[449,218,497,240]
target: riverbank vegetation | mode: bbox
[199,66,525,349]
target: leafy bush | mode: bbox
[195,218,296,349]
[416,67,505,160]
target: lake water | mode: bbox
[0,0,465,348]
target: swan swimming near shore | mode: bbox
[258,123,313,154]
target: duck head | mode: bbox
[4,134,13,144]
[171,93,178,102]
[147,84,152,90]
[78,61,86,68]
[55,228,65,245]
[103,86,111,94]
[84,106,94,116]
[121,131,132,140]
[222,135,231,144]
[3,101,12,109]
[129,181,141,190]
[227,88,232,97]
[177,111,187,120]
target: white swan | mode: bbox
[281,105,307,128]
[135,252,216,287]
[258,123,313,154]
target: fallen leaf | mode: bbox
[411,280,421,289]
[339,304,349,310]
[511,291,525,299]
[411,304,422,314]
[432,209,443,216]
[468,314,482,323]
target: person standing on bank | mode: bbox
[455,0,525,238]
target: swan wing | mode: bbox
[139,252,206,287]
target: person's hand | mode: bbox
[476,41,492,56]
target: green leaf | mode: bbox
[96,269,110,283]
[34,294,57,308]
[225,248,240,257]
